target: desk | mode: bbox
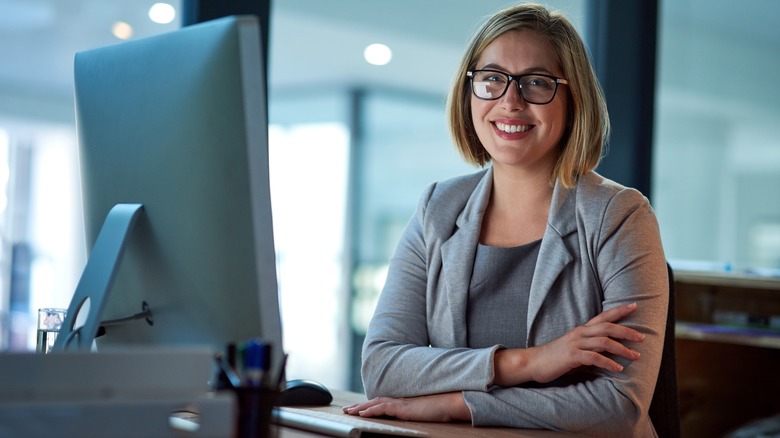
[277,390,581,438]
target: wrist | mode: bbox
[453,392,472,422]
[493,348,532,386]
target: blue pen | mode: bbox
[242,339,266,387]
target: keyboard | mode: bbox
[273,406,429,437]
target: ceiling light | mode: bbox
[363,43,392,66]
[112,21,134,40]
[149,3,176,24]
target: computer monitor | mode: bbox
[53,15,283,374]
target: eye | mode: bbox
[475,71,508,84]
[523,75,554,90]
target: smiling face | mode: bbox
[470,29,568,176]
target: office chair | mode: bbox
[648,263,681,438]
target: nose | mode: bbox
[499,79,526,110]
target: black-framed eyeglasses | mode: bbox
[466,69,568,105]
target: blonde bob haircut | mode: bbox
[447,3,609,188]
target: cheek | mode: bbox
[470,98,490,125]
[545,101,568,133]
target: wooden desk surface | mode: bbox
[278,390,581,438]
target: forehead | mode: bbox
[475,29,560,73]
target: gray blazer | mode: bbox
[361,167,668,437]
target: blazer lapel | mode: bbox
[526,180,578,336]
[440,169,492,346]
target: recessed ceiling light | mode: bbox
[364,43,392,66]
[149,3,176,24]
[112,21,134,40]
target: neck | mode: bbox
[479,164,555,247]
[490,163,554,213]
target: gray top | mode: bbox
[467,240,540,349]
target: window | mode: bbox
[269,122,350,389]
[0,122,83,351]
[653,0,780,274]
[348,90,475,389]
[269,92,351,388]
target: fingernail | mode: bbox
[628,303,637,309]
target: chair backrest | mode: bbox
[648,263,681,437]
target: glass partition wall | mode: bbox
[269,88,473,391]
[653,0,780,274]
[348,90,474,390]
[268,92,352,389]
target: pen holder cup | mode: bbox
[235,386,280,438]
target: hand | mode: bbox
[495,303,645,386]
[342,392,471,423]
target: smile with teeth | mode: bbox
[495,122,531,133]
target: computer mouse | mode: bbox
[279,378,333,406]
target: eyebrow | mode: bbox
[478,62,556,75]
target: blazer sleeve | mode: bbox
[462,187,668,437]
[361,182,500,398]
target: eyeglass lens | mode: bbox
[470,71,559,104]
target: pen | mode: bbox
[242,338,267,388]
[276,353,288,390]
[214,351,242,389]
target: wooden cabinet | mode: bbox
[673,271,780,436]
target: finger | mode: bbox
[343,398,382,415]
[357,404,384,417]
[584,302,637,326]
[578,336,642,361]
[580,322,646,343]
[576,350,626,373]
[359,397,418,420]
[358,400,399,418]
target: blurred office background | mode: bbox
[0,0,779,427]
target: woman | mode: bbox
[344,3,668,436]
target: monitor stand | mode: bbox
[53,203,145,352]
